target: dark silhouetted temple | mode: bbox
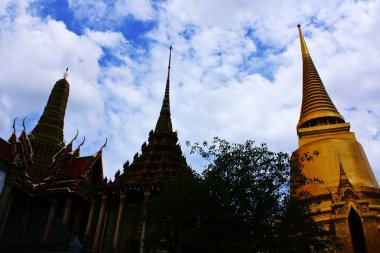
[0,48,190,252]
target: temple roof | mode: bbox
[113,47,190,190]
[297,25,345,129]
[0,118,33,171]
[28,74,70,180]
[0,71,104,196]
[13,135,104,197]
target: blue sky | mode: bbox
[1,0,380,183]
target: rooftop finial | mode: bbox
[63,67,69,79]
[100,137,108,151]
[69,130,79,144]
[12,118,17,132]
[79,136,86,148]
[22,117,27,131]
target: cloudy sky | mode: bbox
[0,0,380,181]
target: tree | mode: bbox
[146,174,217,253]
[196,138,290,252]
[146,138,339,253]
[276,151,340,253]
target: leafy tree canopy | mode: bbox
[146,137,339,253]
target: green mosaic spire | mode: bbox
[29,72,70,180]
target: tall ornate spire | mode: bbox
[114,45,190,190]
[155,46,173,133]
[297,25,345,129]
[293,25,380,253]
[28,72,70,180]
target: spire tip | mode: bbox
[63,67,69,79]
[168,45,172,69]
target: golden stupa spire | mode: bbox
[297,24,310,56]
[297,25,345,129]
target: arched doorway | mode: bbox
[348,208,367,253]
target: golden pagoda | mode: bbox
[294,25,380,252]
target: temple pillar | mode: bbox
[85,197,96,237]
[72,202,83,237]
[62,197,72,225]
[139,191,150,253]
[361,212,379,253]
[43,198,58,241]
[83,197,96,249]
[0,188,14,239]
[20,205,31,239]
[113,192,126,250]
[93,194,108,252]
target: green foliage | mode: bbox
[146,138,339,253]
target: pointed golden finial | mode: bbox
[63,67,69,79]
[297,24,309,56]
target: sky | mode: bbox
[0,0,380,182]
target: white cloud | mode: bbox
[67,0,107,24]
[85,29,126,47]
[114,0,154,21]
[145,0,380,182]
[1,0,380,185]
[67,0,155,29]
[0,1,106,165]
